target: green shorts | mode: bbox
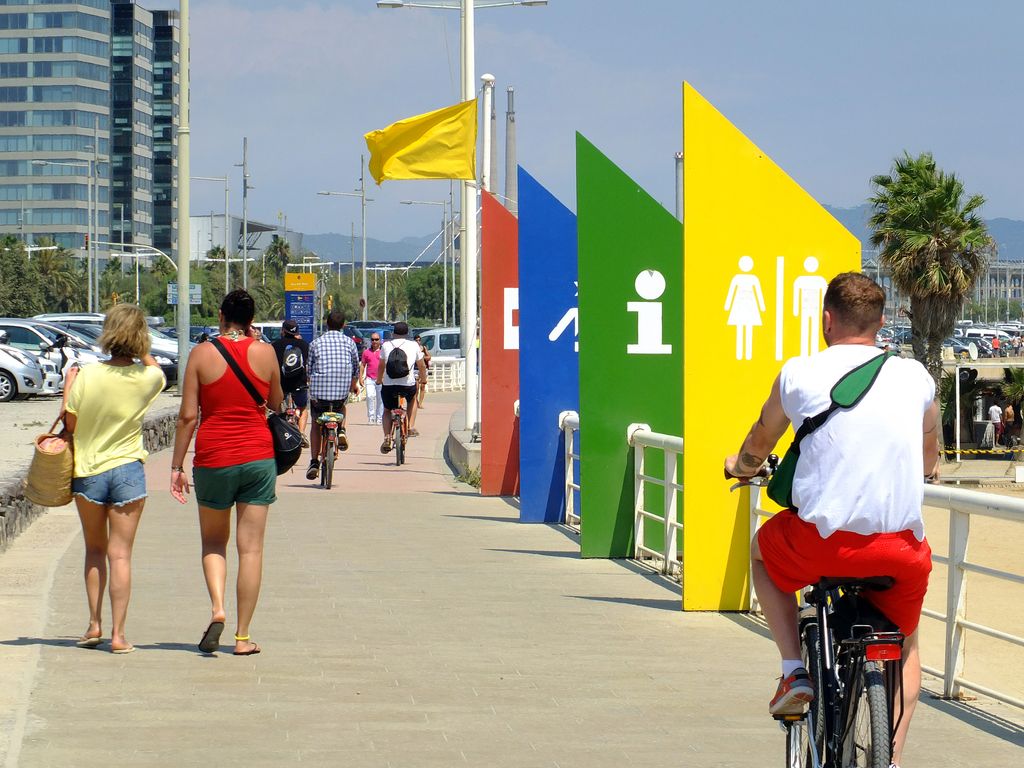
[193,458,277,510]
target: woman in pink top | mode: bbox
[359,333,384,424]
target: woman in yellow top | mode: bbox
[64,305,166,653]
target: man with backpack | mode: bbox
[305,310,360,480]
[272,320,311,447]
[376,321,427,453]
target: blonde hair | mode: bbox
[99,304,151,359]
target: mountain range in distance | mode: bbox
[301,204,1024,265]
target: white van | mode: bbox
[964,327,1012,342]
[418,327,462,358]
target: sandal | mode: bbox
[232,634,261,656]
[76,635,103,648]
[198,620,225,654]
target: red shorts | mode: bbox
[757,510,932,636]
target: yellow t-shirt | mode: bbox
[66,363,166,477]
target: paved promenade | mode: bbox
[1,393,1022,767]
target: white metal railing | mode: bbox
[749,482,1024,709]
[427,357,465,392]
[558,410,580,531]
[627,424,684,577]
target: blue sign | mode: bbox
[285,291,315,342]
[517,166,579,523]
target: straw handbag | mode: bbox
[24,414,73,508]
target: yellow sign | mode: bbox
[681,83,860,610]
[284,272,316,291]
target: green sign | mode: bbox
[576,134,683,558]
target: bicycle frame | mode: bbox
[794,582,905,768]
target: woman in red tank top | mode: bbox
[170,290,283,656]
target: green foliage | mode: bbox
[406,264,448,321]
[869,152,993,385]
[0,236,45,315]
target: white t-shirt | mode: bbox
[988,404,1003,423]
[380,338,424,387]
[779,344,934,541]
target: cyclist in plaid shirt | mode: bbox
[305,309,360,480]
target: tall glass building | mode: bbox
[151,7,177,262]
[0,0,178,260]
[0,0,112,251]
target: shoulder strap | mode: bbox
[212,338,266,408]
[792,351,895,446]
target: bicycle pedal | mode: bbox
[772,713,805,723]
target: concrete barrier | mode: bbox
[0,405,180,554]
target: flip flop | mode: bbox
[198,620,225,653]
[76,636,103,648]
[233,643,261,656]
[111,645,136,654]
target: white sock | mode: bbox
[781,659,803,678]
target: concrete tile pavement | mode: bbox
[0,393,1022,766]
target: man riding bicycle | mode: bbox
[305,309,360,481]
[377,321,426,454]
[724,273,939,768]
[271,320,310,446]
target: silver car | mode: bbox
[0,331,46,402]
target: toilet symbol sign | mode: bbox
[723,254,831,362]
[628,269,672,355]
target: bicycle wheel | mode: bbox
[797,619,826,768]
[840,661,890,768]
[395,429,405,466]
[323,441,335,490]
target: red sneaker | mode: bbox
[769,667,815,715]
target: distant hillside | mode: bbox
[302,232,437,265]
[303,206,1024,265]
[825,204,1024,261]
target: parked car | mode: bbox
[34,312,191,360]
[250,322,284,343]
[343,326,366,354]
[0,318,105,381]
[58,321,178,386]
[942,337,977,360]
[0,331,48,402]
[418,327,462,358]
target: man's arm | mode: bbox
[923,398,940,479]
[724,374,791,478]
[349,342,360,394]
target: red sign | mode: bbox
[480,192,520,497]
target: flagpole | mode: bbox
[461,0,479,432]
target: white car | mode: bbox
[0,332,47,401]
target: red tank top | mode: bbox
[195,338,275,468]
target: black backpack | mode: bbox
[385,343,411,378]
[280,343,305,383]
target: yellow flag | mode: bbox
[364,100,477,184]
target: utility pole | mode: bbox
[238,137,251,290]
[350,222,356,288]
[504,86,517,215]
[175,0,191,388]
[360,154,368,320]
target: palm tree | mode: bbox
[33,243,82,311]
[264,236,291,278]
[869,152,993,385]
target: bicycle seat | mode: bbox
[817,576,894,592]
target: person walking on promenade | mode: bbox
[304,309,360,481]
[360,332,384,425]
[725,273,937,768]
[272,320,311,445]
[170,290,283,656]
[64,304,166,653]
[413,333,431,411]
[378,321,427,449]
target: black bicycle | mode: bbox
[729,459,904,768]
[782,577,904,768]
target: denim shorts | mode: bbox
[72,460,147,507]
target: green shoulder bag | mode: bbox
[766,352,896,510]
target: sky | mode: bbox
[172,0,1024,242]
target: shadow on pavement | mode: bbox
[920,687,1024,747]
[441,514,518,524]
[0,636,84,649]
[486,548,579,559]
[566,595,681,612]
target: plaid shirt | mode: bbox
[308,330,359,401]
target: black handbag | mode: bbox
[212,338,303,475]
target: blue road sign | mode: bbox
[285,291,315,342]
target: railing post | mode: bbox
[564,424,574,525]
[663,450,678,576]
[944,508,970,699]
[627,423,651,563]
[748,484,762,614]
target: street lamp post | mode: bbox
[401,199,449,325]
[176,0,192,388]
[377,0,548,430]
[235,137,253,290]
[318,165,373,320]
[192,175,230,290]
